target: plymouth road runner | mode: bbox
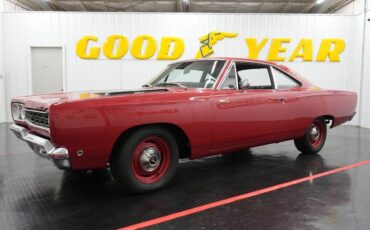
[10,58,357,193]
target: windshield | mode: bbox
[148,60,226,89]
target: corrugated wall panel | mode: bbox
[1,12,365,127]
[360,12,370,128]
[0,10,5,123]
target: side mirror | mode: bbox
[240,79,250,89]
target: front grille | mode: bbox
[25,109,49,129]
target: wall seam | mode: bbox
[358,4,368,126]
[0,11,7,123]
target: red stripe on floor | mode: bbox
[119,158,370,230]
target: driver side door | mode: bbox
[211,61,289,153]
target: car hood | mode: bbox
[12,88,176,111]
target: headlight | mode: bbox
[11,103,25,121]
[20,106,26,120]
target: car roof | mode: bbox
[173,57,281,67]
[173,57,290,75]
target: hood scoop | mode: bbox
[100,88,169,96]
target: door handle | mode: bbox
[275,97,286,103]
[218,98,230,104]
[189,96,211,102]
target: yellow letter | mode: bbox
[289,39,313,62]
[131,35,157,60]
[76,35,100,59]
[316,39,345,62]
[245,38,268,59]
[157,37,185,60]
[103,35,129,59]
[267,38,291,62]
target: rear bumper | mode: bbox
[9,124,71,170]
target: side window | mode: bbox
[220,64,237,89]
[273,68,299,89]
[236,64,273,89]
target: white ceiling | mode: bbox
[7,0,352,13]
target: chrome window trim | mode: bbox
[217,61,238,90]
[234,62,239,90]
[269,65,278,90]
[213,60,231,90]
[209,60,228,90]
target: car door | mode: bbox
[211,61,289,153]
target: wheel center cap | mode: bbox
[140,147,161,172]
[311,126,320,140]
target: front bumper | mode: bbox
[10,124,71,169]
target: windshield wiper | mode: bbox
[142,84,154,88]
[155,82,188,88]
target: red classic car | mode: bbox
[10,58,357,193]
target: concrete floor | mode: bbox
[1,123,370,229]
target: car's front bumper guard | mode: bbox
[10,124,71,170]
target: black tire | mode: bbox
[110,127,179,193]
[294,118,327,155]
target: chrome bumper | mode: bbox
[10,124,71,169]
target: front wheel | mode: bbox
[294,118,327,155]
[110,127,179,193]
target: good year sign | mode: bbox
[76,31,346,62]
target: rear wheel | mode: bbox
[294,118,327,155]
[110,127,179,193]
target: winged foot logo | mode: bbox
[195,32,238,58]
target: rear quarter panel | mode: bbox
[286,88,357,137]
[317,90,357,127]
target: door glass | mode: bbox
[273,68,299,89]
[220,64,237,89]
[236,63,273,89]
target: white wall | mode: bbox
[0,1,6,123]
[0,0,27,123]
[1,12,366,127]
[360,12,370,128]
[335,0,365,14]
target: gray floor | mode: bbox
[1,123,370,229]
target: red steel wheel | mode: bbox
[294,118,327,155]
[309,120,325,148]
[131,136,171,184]
[110,127,179,193]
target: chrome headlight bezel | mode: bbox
[11,103,26,122]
